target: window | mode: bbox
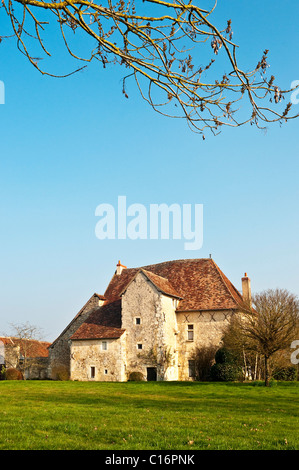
[137,343,143,350]
[135,317,141,325]
[102,341,108,351]
[90,367,96,379]
[104,369,108,375]
[187,324,194,341]
[188,360,196,378]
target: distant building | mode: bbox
[0,337,51,379]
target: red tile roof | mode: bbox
[0,337,15,346]
[70,300,125,340]
[71,259,247,341]
[104,258,246,311]
[94,294,106,301]
[0,337,51,357]
[49,293,105,348]
[120,269,182,299]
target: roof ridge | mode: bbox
[140,268,169,281]
[138,258,211,269]
[210,259,244,308]
[140,269,183,299]
[49,293,100,348]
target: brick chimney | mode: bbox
[242,273,252,307]
[116,260,127,276]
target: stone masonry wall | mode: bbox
[160,295,179,381]
[121,271,178,381]
[70,334,127,382]
[176,309,235,380]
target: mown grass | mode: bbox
[0,381,298,450]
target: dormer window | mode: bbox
[187,324,194,341]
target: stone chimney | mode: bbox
[116,260,127,276]
[242,273,252,307]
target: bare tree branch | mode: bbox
[223,288,299,386]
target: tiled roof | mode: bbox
[120,269,182,299]
[70,300,125,340]
[94,294,106,301]
[49,293,105,348]
[104,258,246,311]
[71,259,247,341]
[0,337,15,346]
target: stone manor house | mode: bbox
[48,258,252,382]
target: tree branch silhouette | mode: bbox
[2,0,298,137]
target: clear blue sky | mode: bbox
[0,1,298,341]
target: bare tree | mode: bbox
[223,289,299,386]
[2,0,299,136]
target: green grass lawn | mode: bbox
[0,381,298,450]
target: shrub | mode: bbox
[210,363,242,382]
[215,347,237,365]
[251,378,278,387]
[0,366,6,381]
[128,371,144,381]
[5,368,24,380]
[273,366,297,381]
[252,380,264,387]
[210,347,242,382]
[190,346,218,381]
[268,378,278,387]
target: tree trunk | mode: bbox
[242,347,248,380]
[254,353,258,381]
[264,355,270,386]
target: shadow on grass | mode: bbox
[3,380,296,416]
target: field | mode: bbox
[0,381,298,450]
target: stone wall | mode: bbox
[2,344,19,369]
[176,309,235,380]
[48,294,103,379]
[159,295,179,381]
[121,271,178,381]
[24,357,49,380]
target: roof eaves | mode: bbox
[210,259,245,309]
[140,269,183,299]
